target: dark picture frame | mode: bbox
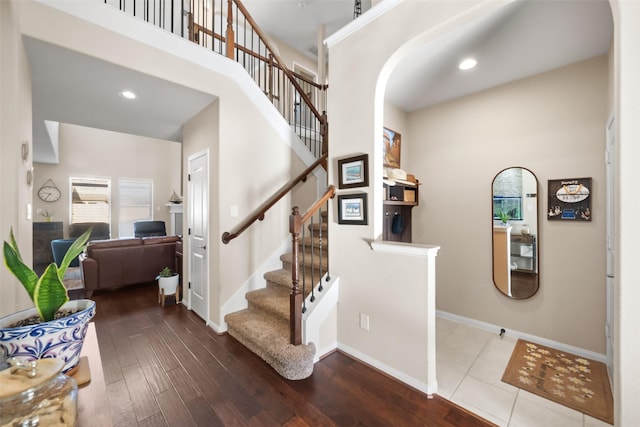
[338,193,368,225]
[547,177,592,221]
[338,154,369,189]
[383,127,401,168]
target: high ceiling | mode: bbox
[26,0,613,162]
[242,0,372,57]
[244,0,613,112]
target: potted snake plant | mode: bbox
[0,227,94,373]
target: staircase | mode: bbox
[224,213,328,380]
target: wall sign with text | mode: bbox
[547,177,592,221]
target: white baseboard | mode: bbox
[207,320,224,334]
[436,310,608,364]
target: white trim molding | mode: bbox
[325,0,404,48]
[437,310,608,364]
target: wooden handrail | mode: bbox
[289,184,336,345]
[230,0,325,122]
[221,153,328,244]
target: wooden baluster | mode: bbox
[226,0,235,59]
[290,206,302,345]
[321,111,328,168]
[268,54,274,102]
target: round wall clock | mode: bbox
[38,179,61,202]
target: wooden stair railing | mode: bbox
[189,0,328,158]
[221,153,327,244]
[100,0,328,159]
[289,185,336,345]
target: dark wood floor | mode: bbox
[90,283,496,427]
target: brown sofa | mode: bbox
[80,236,180,297]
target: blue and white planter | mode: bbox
[0,299,95,373]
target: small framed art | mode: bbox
[383,127,401,168]
[338,154,369,189]
[338,193,368,225]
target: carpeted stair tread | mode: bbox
[308,222,328,236]
[280,253,328,272]
[300,235,328,249]
[264,269,319,291]
[246,286,290,322]
[222,204,328,381]
[225,309,315,380]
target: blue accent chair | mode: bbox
[51,239,81,267]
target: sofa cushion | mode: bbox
[86,238,142,257]
[142,236,180,245]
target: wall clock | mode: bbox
[38,179,61,202]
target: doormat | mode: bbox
[501,339,613,424]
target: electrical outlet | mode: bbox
[359,313,369,331]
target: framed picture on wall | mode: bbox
[547,177,592,221]
[383,127,401,168]
[338,193,368,225]
[338,154,369,189]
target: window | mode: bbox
[118,179,153,238]
[70,177,110,224]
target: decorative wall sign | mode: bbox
[338,193,368,225]
[383,127,401,168]
[338,154,369,189]
[547,177,592,221]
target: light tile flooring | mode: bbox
[436,317,613,427]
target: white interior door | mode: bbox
[188,151,209,321]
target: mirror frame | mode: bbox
[491,167,540,299]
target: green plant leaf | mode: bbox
[57,228,92,279]
[3,234,38,300]
[34,263,69,322]
[4,226,91,322]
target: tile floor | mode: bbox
[436,316,613,427]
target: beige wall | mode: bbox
[0,0,34,317]
[408,56,608,353]
[328,1,491,390]
[33,124,181,238]
[9,1,321,334]
[329,0,640,423]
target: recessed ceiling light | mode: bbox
[119,90,137,100]
[458,58,477,71]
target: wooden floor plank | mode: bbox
[141,325,182,372]
[129,332,173,395]
[185,396,226,427]
[137,413,168,427]
[155,388,197,427]
[165,366,202,403]
[90,283,496,427]
[122,363,162,422]
[106,378,138,427]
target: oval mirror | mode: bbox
[492,167,539,298]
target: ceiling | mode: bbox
[25,37,217,163]
[26,0,613,162]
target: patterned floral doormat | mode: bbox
[501,339,613,424]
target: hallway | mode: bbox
[436,317,612,427]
